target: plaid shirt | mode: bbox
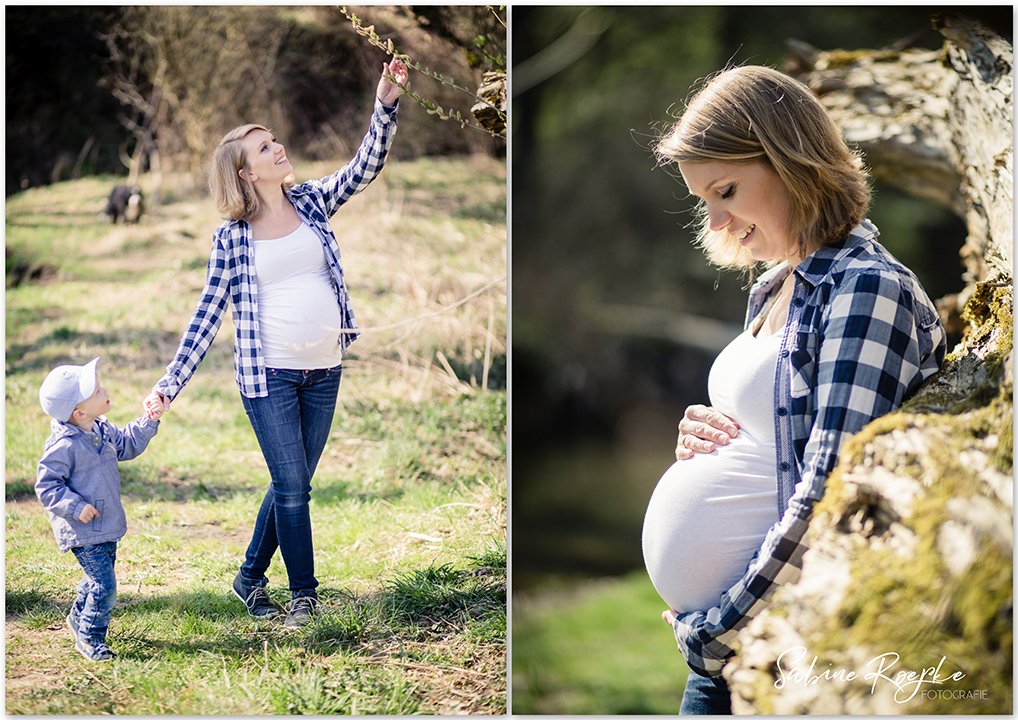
[673,219,946,677]
[155,99,397,400]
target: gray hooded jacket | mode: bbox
[36,415,158,552]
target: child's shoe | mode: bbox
[74,638,116,662]
[65,612,80,641]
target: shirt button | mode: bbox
[780,349,789,358]
[794,298,804,307]
[780,462,790,471]
[777,407,788,416]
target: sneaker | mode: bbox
[65,613,80,642]
[283,596,319,629]
[74,638,116,662]
[232,571,280,618]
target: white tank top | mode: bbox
[252,222,345,370]
[642,327,782,613]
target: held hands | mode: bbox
[376,58,408,106]
[144,392,170,421]
[675,405,740,460]
[78,503,99,524]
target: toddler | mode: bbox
[36,357,164,661]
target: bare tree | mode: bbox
[102,7,290,190]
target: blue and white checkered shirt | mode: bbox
[155,99,397,400]
[673,219,946,677]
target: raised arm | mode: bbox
[297,63,404,217]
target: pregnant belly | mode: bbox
[259,279,343,364]
[641,433,778,613]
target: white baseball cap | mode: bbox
[39,357,100,421]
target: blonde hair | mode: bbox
[655,65,871,270]
[209,124,295,221]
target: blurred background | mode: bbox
[6,6,505,197]
[508,5,1000,714]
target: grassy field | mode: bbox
[5,154,506,714]
[512,571,690,714]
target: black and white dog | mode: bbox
[105,185,144,224]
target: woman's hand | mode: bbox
[662,609,678,627]
[676,404,739,460]
[376,58,408,106]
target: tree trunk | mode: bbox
[726,17,1013,715]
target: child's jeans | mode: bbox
[69,541,118,646]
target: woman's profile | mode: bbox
[641,65,946,714]
[146,59,409,629]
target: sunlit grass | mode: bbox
[512,571,690,715]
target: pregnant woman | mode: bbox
[147,59,407,629]
[642,65,946,713]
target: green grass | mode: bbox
[512,571,690,714]
[6,156,506,714]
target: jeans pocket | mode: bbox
[73,542,106,574]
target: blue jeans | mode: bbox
[239,366,341,599]
[69,541,118,646]
[680,671,732,715]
